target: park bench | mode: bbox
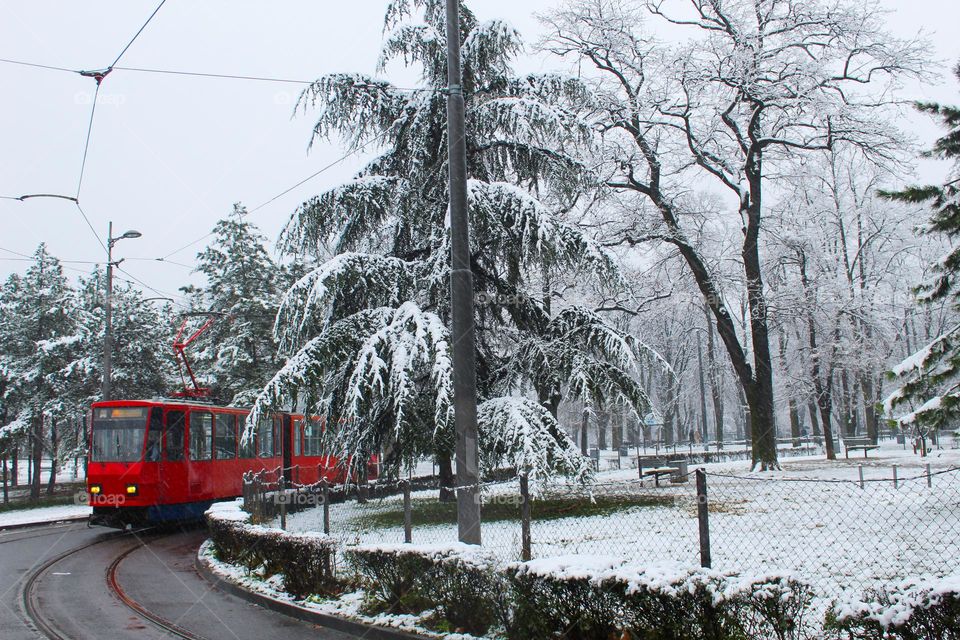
[636,457,689,486]
[843,436,879,459]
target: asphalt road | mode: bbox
[0,522,360,640]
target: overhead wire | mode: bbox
[110,0,167,68]
[159,127,394,262]
[0,57,78,75]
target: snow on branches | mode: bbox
[478,397,592,488]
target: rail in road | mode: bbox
[4,521,360,640]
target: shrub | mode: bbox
[825,578,960,640]
[505,556,627,640]
[602,564,737,640]
[205,501,338,599]
[346,543,503,635]
[723,574,817,640]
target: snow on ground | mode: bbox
[0,504,91,528]
[198,540,483,640]
[282,440,960,613]
[4,458,86,485]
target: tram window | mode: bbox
[190,412,213,461]
[91,407,148,462]
[257,419,274,458]
[238,415,255,458]
[214,413,237,459]
[146,408,163,462]
[293,418,302,456]
[303,418,324,456]
[165,411,185,461]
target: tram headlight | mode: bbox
[125,484,138,496]
[89,484,102,495]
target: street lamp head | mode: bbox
[120,230,142,240]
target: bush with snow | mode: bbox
[205,501,339,598]
[345,542,503,635]
[825,576,960,639]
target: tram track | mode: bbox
[106,537,210,640]
[21,530,127,640]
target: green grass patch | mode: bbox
[354,492,676,529]
[0,493,77,513]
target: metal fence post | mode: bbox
[321,479,330,535]
[858,464,864,489]
[893,464,899,489]
[279,476,287,530]
[926,463,932,488]
[403,480,412,543]
[696,468,711,568]
[520,473,531,562]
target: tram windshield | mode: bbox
[91,407,148,462]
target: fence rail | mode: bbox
[240,462,960,612]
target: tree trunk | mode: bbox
[807,401,822,445]
[860,373,879,444]
[46,418,58,496]
[705,305,725,449]
[30,415,43,501]
[696,335,709,446]
[437,453,455,502]
[597,411,608,450]
[788,398,802,447]
[580,407,589,456]
[2,452,8,505]
[11,444,18,487]
[612,412,623,450]
[800,253,836,460]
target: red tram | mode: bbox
[87,399,377,527]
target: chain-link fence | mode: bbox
[248,462,960,613]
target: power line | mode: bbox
[75,82,101,199]
[110,0,168,68]
[0,57,78,75]
[114,66,315,85]
[74,201,108,254]
[159,128,392,261]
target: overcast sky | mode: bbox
[1,0,958,304]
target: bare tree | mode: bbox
[542,0,928,468]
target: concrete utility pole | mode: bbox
[101,222,142,401]
[444,0,481,545]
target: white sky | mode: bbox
[1,0,958,304]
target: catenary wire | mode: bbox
[110,0,168,68]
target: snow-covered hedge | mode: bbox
[505,557,816,640]
[345,542,503,635]
[205,501,338,598]
[825,576,960,639]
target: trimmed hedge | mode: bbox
[825,578,960,640]
[206,501,339,598]
[505,559,817,640]
[346,543,502,635]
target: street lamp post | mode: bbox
[101,221,142,401]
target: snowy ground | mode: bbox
[3,458,86,485]
[0,504,91,528]
[282,439,960,612]
[199,540,482,640]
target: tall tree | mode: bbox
[543,0,928,469]
[1,246,76,499]
[193,204,282,405]
[884,64,960,432]
[251,0,655,489]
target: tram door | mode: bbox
[281,415,293,484]
[161,410,187,505]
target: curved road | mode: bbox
[0,522,359,639]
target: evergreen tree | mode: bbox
[251,0,654,488]
[68,268,173,404]
[193,204,282,405]
[884,63,960,432]
[0,245,76,499]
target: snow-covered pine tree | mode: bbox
[251,0,654,489]
[0,245,76,499]
[192,204,282,405]
[884,63,960,433]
